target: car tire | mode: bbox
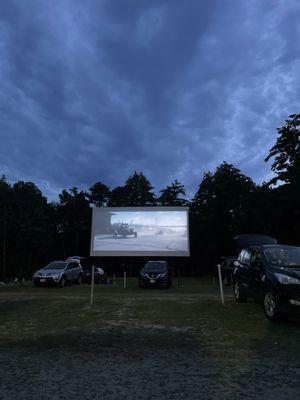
[59,275,66,288]
[233,280,247,303]
[134,232,137,238]
[263,290,282,321]
[77,274,82,285]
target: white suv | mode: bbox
[33,259,83,287]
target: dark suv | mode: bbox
[139,261,172,288]
[233,244,300,320]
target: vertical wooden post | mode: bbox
[217,264,225,305]
[90,265,95,306]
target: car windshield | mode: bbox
[143,262,167,272]
[264,246,300,267]
[44,262,67,270]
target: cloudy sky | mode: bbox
[0,0,299,200]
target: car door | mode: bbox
[248,248,265,300]
[71,262,80,281]
[237,249,252,293]
[66,263,74,282]
[72,262,80,281]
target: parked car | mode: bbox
[33,259,83,287]
[219,256,237,286]
[113,223,137,238]
[82,266,108,284]
[138,261,172,288]
[233,242,300,321]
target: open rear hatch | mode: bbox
[234,234,277,251]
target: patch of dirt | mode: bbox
[0,328,299,400]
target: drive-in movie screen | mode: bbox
[90,207,189,256]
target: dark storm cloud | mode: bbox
[0,0,300,200]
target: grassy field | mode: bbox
[0,278,300,354]
[0,278,300,399]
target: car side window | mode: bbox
[250,249,261,266]
[67,263,77,270]
[238,250,245,261]
[242,250,251,265]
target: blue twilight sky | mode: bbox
[0,0,300,200]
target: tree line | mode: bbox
[0,114,299,277]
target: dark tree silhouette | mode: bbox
[88,182,110,207]
[265,113,300,186]
[57,188,91,256]
[11,181,50,277]
[108,186,131,207]
[125,172,156,206]
[158,180,188,206]
[191,162,256,268]
[0,176,12,277]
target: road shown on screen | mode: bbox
[93,231,187,252]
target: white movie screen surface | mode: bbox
[90,207,189,257]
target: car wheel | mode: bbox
[263,290,282,321]
[59,275,66,288]
[233,280,247,303]
[77,274,82,285]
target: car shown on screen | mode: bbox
[233,244,300,321]
[113,223,137,238]
[33,259,83,287]
[139,261,172,288]
[82,266,108,284]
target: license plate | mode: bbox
[150,279,155,283]
[40,278,46,283]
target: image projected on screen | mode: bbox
[90,207,189,256]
